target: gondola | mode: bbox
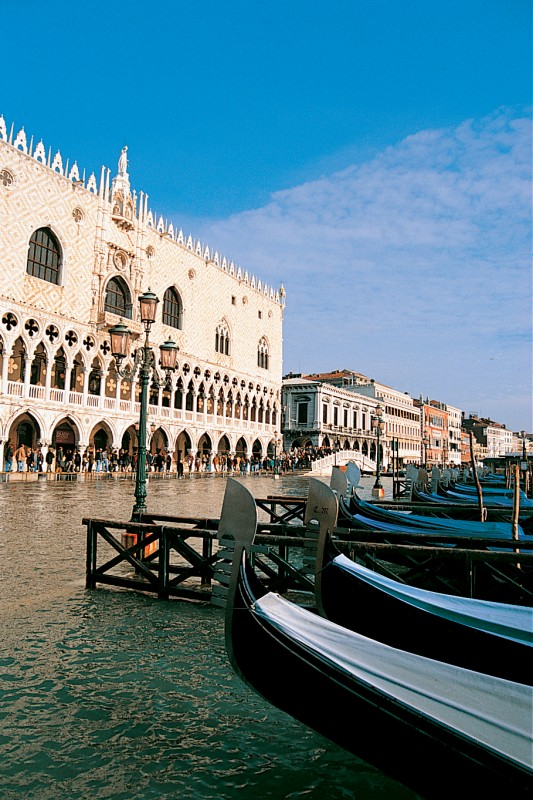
[333,465,530,539]
[313,499,533,684]
[223,479,533,800]
[329,467,533,603]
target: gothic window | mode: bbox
[162,287,182,329]
[26,227,62,284]
[257,337,269,369]
[104,277,132,319]
[215,323,230,355]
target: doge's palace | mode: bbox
[0,117,285,467]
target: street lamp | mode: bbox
[371,405,385,498]
[109,289,178,520]
[422,431,430,469]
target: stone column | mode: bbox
[1,347,10,394]
[81,367,89,406]
[98,368,106,408]
[44,356,52,401]
[64,365,72,404]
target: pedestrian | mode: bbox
[56,447,65,473]
[165,452,172,473]
[74,450,82,472]
[95,448,102,472]
[14,443,27,472]
[45,447,55,473]
[26,448,34,472]
[4,441,13,472]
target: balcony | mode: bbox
[3,380,277,434]
[97,311,143,336]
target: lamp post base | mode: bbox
[372,485,385,498]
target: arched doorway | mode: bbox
[174,430,191,469]
[197,433,212,456]
[217,435,230,456]
[89,421,114,452]
[150,427,168,456]
[235,436,247,460]
[9,412,41,448]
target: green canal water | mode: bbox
[0,474,420,799]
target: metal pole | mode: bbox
[132,333,150,521]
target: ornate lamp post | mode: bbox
[371,405,385,498]
[422,431,430,469]
[109,289,178,520]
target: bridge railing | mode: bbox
[310,450,376,474]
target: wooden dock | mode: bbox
[84,494,533,607]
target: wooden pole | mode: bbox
[468,431,485,522]
[512,463,521,543]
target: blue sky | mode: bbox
[2,1,531,430]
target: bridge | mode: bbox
[309,450,376,475]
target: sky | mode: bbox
[2,0,531,431]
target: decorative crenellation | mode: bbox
[0,115,286,307]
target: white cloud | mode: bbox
[186,107,532,430]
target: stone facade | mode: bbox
[281,376,384,471]
[288,370,421,467]
[0,118,285,467]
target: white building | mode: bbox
[350,377,421,467]
[446,404,463,466]
[281,374,384,470]
[0,117,284,468]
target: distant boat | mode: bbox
[222,478,533,799]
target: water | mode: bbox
[0,474,419,799]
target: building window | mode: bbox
[215,323,230,355]
[257,337,269,369]
[162,287,182,329]
[297,402,308,425]
[322,404,328,424]
[104,277,132,319]
[26,227,62,285]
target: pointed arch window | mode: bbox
[27,227,62,284]
[258,337,269,370]
[162,287,183,329]
[215,323,230,355]
[105,277,132,319]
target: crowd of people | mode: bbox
[2,442,336,476]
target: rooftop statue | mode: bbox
[118,145,128,175]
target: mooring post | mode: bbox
[85,520,97,589]
[201,534,213,588]
[157,527,169,599]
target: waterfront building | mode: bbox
[446,404,463,467]
[282,372,387,469]
[414,398,449,468]
[0,118,284,468]
[462,415,514,460]
[344,375,421,468]
[293,370,421,468]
